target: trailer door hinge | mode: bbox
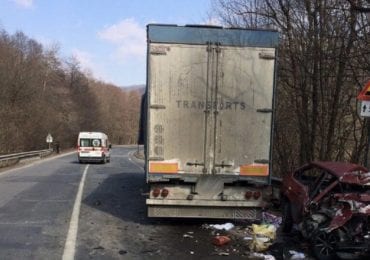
[259,52,275,60]
[150,104,166,109]
[256,108,273,113]
[254,159,269,164]
[187,161,205,167]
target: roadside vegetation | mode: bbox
[214,0,370,175]
[0,28,142,154]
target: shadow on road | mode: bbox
[82,166,236,227]
[82,168,149,224]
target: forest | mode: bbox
[214,0,370,174]
[0,28,143,155]
[2,0,370,177]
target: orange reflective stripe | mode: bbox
[240,164,269,176]
[149,162,178,174]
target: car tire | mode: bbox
[282,197,293,233]
[311,230,337,260]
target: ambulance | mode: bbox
[77,132,111,163]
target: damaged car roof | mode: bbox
[298,161,370,185]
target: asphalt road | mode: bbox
[0,146,310,260]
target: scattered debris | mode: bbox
[250,252,276,260]
[190,251,194,255]
[209,223,235,231]
[249,224,276,252]
[262,211,282,227]
[288,250,305,259]
[93,246,104,250]
[243,236,253,241]
[118,250,127,255]
[217,252,230,256]
[183,234,194,238]
[212,235,231,246]
[94,200,102,206]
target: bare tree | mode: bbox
[0,28,143,154]
[214,0,370,174]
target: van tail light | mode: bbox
[152,188,160,198]
[161,189,169,198]
[253,191,261,200]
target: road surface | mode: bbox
[0,146,308,260]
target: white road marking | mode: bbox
[62,164,89,260]
[127,152,144,171]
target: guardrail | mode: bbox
[0,149,54,168]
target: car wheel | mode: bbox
[312,230,337,260]
[282,198,293,233]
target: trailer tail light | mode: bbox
[161,189,169,198]
[245,191,253,199]
[253,191,261,200]
[152,188,161,198]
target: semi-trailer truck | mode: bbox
[144,24,279,219]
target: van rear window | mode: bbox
[80,138,101,147]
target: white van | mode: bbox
[77,132,111,163]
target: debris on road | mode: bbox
[249,224,276,252]
[217,251,230,256]
[262,211,282,228]
[93,200,102,206]
[209,223,235,231]
[118,249,127,255]
[212,235,231,246]
[288,250,305,259]
[183,233,194,238]
[250,252,276,260]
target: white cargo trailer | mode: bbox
[144,24,279,219]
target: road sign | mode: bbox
[46,133,53,143]
[360,101,370,117]
[357,80,370,101]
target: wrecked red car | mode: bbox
[281,161,370,259]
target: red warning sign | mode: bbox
[357,80,370,101]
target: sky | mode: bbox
[0,0,217,87]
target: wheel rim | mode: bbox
[314,231,337,257]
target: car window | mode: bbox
[80,139,90,147]
[309,171,336,198]
[294,168,336,198]
[294,168,322,185]
[92,139,101,147]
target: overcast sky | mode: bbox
[0,0,216,87]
